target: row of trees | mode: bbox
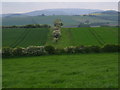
[2,44,120,58]
[2,24,51,28]
[52,19,63,42]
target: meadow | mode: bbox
[3,27,118,48]
[3,53,118,88]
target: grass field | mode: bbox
[3,28,49,48]
[3,27,118,48]
[47,27,118,48]
[3,53,118,88]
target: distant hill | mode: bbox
[1,9,118,26]
[2,9,103,17]
[24,9,103,16]
[100,10,118,15]
[89,10,118,21]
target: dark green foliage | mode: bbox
[26,46,46,56]
[89,46,101,53]
[2,44,119,58]
[12,47,24,56]
[2,47,13,57]
[2,24,51,28]
[44,45,55,54]
[102,44,119,52]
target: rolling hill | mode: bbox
[2,9,118,26]
[2,15,117,26]
[2,9,103,17]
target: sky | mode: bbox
[1,0,120,2]
[1,1,119,14]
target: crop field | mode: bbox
[3,27,118,48]
[2,28,49,48]
[47,27,118,48]
[3,53,118,88]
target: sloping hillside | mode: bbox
[2,15,117,26]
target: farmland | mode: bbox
[2,28,49,48]
[3,53,118,88]
[47,27,118,48]
[2,27,119,88]
[2,27,118,48]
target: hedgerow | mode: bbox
[2,44,120,58]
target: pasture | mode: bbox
[3,53,118,88]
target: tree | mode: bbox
[54,19,63,28]
[41,14,45,16]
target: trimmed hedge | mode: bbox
[2,44,120,58]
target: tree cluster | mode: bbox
[52,19,63,42]
[2,24,51,28]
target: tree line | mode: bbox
[2,24,51,28]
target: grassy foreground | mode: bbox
[3,53,118,88]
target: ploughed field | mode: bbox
[3,53,118,88]
[3,27,118,48]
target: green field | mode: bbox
[3,53,118,88]
[3,28,49,47]
[47,27,118,48]
[3,27,118,48]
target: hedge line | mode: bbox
[2,44,120,58]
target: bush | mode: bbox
[102,44,119,52]
[2,47,13,57]
[26,46,46,56]
[65,46,76,54]
[74,45,86,53]
[89,46,101,53]
[44,45,55,54]
[55,48,66,54]
[2,44,119,58]
[12,47,24,56]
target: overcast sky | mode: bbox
[1,2,119,14]
[1,0,119,2]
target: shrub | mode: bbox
[89,45,101,53]
[102,44,119,52]
[55,48,65,54]
[2,47,13,57]
[12,47,24,56]
[65,46,76,54]
[74,45,86,53]
[26,46,46,56]
[44,45,55,54]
